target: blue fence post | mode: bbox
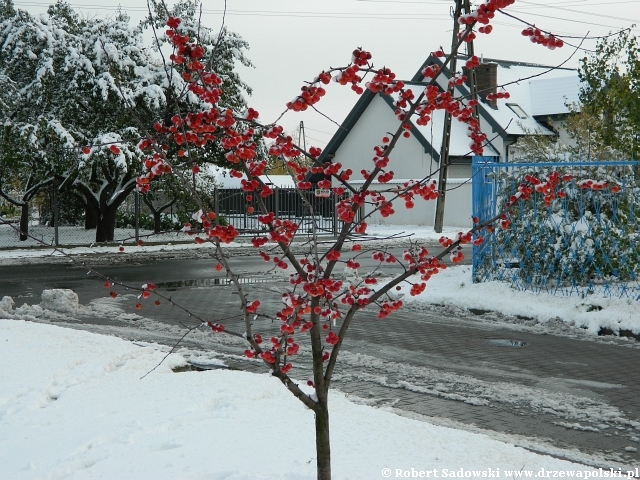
[472,156,497,283]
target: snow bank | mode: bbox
[40,289,80,312]
[0,320,597,479]
[396,265,640,335]
[0,295,14,313]
[0,239,219,262]
[366,224,463,241]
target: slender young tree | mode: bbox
[93,1,602,479]
[0,0,610,477]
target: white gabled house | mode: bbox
[316,54,580,227]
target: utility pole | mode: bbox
[434,0,480,232]
[434,0,463,233]
[463,0,481,122]
[299,120,307,154]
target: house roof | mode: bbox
[529,75,581,117]
[318,54,578,163]
[204,165,296,189]
[414,108,501,158]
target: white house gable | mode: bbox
[332,94,437,182]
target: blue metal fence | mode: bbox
[471,156,640,299]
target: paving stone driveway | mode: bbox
[77,279,639,470]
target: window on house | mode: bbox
[449,156,472,164]
[506,103,528,119]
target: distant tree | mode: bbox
[579,29,640,159]
[510,108,624,162]
[0,0,254,242]
[0,1,159,240]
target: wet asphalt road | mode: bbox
[0,245,472,303]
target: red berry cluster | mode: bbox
[325,331,339,345]
[458,0,515,26]
[136,152,172,193]
[410,283,426,296]
[377,300,403,319]
[316,71,332,84]
[208,322,225,333]
[439,236,454,248]
[334,64,363,91]
[286,85,326,111]
[268,135,302,158]
[450,250,465,264]
[366,68,405,95]
[465,55,480,69]
[421,65,440,79]
[522,27,564,49]
[351,48,372,66]
[485,91,510,101]
[458,31,477,43]
[449,74,468,87]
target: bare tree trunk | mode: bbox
[142,195,176,234]
[314,401,331,480]
[19,202,29,241]
[72,176,135,243]
[153,212,162,233]
[84,203,98,230]
[95,207,117,242]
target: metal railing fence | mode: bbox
[0,185,349,249]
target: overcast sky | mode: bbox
[13,0,640,148]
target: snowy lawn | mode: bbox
[0,320,603,480]
[393,265,640,336]
[0,224,186,249]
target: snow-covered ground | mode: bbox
[0,319,605,480]
[0,224,464,260]
[0,224,189,249]
[0,236,214,261]
[365,224,464,241]
[392,265,640,336]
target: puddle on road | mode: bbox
[487,338,527,347]
[156,277,271,289]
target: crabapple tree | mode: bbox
[103,1,577,479]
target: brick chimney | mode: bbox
[464,61,498,110]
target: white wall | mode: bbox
[333,95,473,227]
[333,95,439,182]
[550,119,577,149]
[478,112,507,158]
[351,178,473,228]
